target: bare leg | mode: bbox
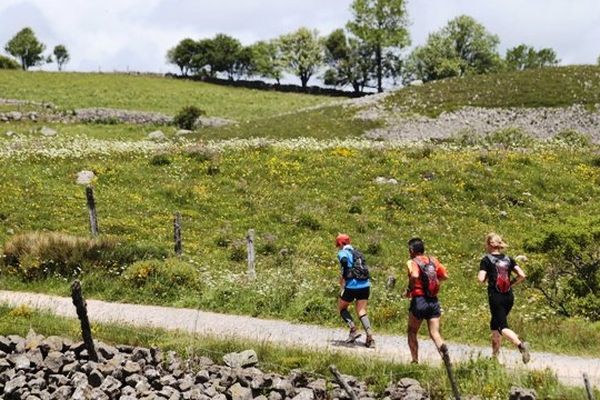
[426,317,445,350]
[407,312,423,363]
[500,328,522,347]
[338,298,354,328]
[355,299,368,317]
[491,330,502,356]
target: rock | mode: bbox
[177,375,194,391]
[5,130,17,137]
[222,350,258,369]
[71,371,88,388]
[50,385,73,400]
[5,375,27,394]
[41,336,70,353]
[292,388,315,400]
[194,370,210,384]
[148,130,166,141]
[123,360,142,375]
[91,388,110,400]
[88,369,104,387]
[0,336,12,352]
[175,129,193,136]
[71,384,93,400]
[9,353,32,370]
[40,126,58,137]
[27,377,47,391]
[228,383,252,400]
[509,386,537,400]
[44,351,65,373]
[7,111,23,120]
[100,375,122,398]
[131,347,152,363]
[268,391,283,400]
[27,348,44,368]
[307,379,327,399]
[75,170,96,185]
[409,80,423,86]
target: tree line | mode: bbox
[1,27,69,71]
[166,0,565,93]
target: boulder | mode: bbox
[40,126,58,137]
[44,351,65,374]
[222,350,258,369]
[227,383,252,400]
[509,386,537,400]
[147,130,166,141]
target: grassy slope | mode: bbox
[0,70,331,120]
[1,305,592,399]
[1,146,599,356]
[387,65,600,117]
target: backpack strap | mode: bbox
[486,253,508,264]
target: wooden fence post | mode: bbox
[584,373,596,400]
[441,348,461,400]
[247,229,256,279]
[85,186,99,237]
[174,212,182,256]
[71,280,98,362]
[329,365,358,400]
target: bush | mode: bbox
[2,231,115,279]
[553,130,591,147]
[150,153,172,166]
[122,258,198,291]
[486,128,535,148]
[173,105,205,130]
[0,55,20,70]
[296,214,321,231]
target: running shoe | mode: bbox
[365,335,375,349]
[519,341,530,364]
[346,327,361,343]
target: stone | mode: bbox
[5,130,17,137]
[125,373,147,387]
[10,353,32,370]
[76,170,96,185]
[50,385,73,400]
[268,391,283,400]
[71,371,89,388]
[222,350,258,369]
[27,348,44,368]
[5,375,27,394]
[409,80,424,86]
[509,386,537,400]
[178,375,194,391]
[8,111,23,120]
[175,129,193,136]
[44,351,65,373]
[228,383,252,400]
[131,347,152,363]
[0,336,12,352]
[148,130,166,141]
[71,384,93,400]
[88,369,104,387]
[40,126,57,137]
[292,388,315,400]
[307,379,327,400]
[27,377,46,391]
[194,370,210,384]
[100,375,122,398]
[144,367,161,381]
[91,388,110,400]
[160,374,178,387]
[41,336,70,354]
[123,360,142,375]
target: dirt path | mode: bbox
[1,290,597,388]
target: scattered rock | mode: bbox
[509,386,537,400]
[175,129,193,136]
[40,126,58,137]
[223,350,258,369]
[147,130,166,141]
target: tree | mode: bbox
[247,40,284,84]
[0,55,20,70]
[209,34,242,79]
[404,15,501,82]
[5,27,46,70]
[347,0,410,92]
[166,38,199,76]
[278,27,323,88]
[506,44,559,70]
[323,29,374,93]
[52,44,70,71]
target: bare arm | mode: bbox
[511,265,526,286]
[477,270,487,284]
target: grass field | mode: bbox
[1,305,594,399]
[0,70,332,120]
[1,139,599,356]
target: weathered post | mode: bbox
[441,348,461,400]
[329,365,358,400]
[386,276,396,290]
[584,373,596,400]
[85,186,99,236]
[174,212,182,256]
[247,229,256,279]
[71,280,98,362]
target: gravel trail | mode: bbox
[1,290,597,388]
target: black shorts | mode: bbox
[409,296,442,320]
[488,290,514,332]
[340,287,370,302]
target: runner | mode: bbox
[478,233,530,364]
[405,237,450,363]
[335,233,375,348]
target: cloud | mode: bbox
[1,0,598,72]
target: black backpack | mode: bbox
[345,249,370,280]
[414,257,440,298]
[487,254,512,293]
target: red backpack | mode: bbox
[487,254,512,293]
[414,257,440,298]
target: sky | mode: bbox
[0,0,599,74]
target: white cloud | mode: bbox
[0,0,598,72]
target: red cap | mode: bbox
[336,233,351,247]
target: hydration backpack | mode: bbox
[345,249,370,280]
[487,254,512,293]
[414,257,440,298]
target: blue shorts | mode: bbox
[410,296,442,320]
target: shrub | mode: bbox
[173,105,205,130]
[486,128,535,148]
[553,130,591,147]
[296,214,321,231]
[184,146,218,162]
[150,153,172,166]
[97,242,169,267]
[0,55,20,70]
[2,231,115,279]
[122,258,198,290]
[258,234,277,256]
[230,240,246,262]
